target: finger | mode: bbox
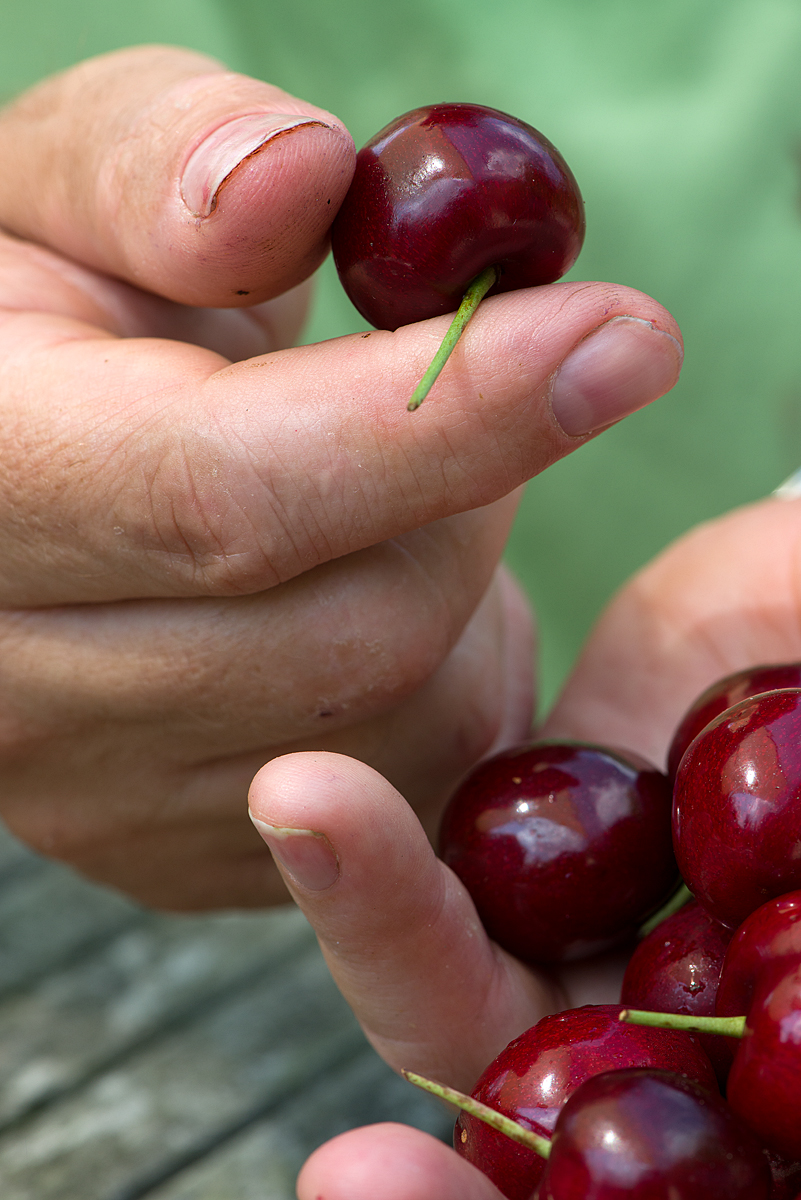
[0,229,314,361]
[0,519,522,909]
[0,281,681,604]
[0,46,355,306]
[247,751,559,1090]
[543,496,801,768]
[297,1124,505,1200]
[0,503,518,757]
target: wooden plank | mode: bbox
[143,1050,453,1200]
[0,858,141,999]
[0,905,314,1128]
[0,944,366,1200]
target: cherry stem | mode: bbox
[402,1070,551,1158]
[619,1008,747,1038]
[408,265,498,411]
[638,882,694,939]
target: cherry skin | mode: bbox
[717,890,801,1020]
[727,958,801,1162]
[667,663,801,778]
[620,899,733,1084]
[331,103,585,331]
[439,742,678,964]
[456,1003,717,1200]
[714,893,801,1140]
[673,689,801,928]
[537,1068,771,1199]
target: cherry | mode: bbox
[716,890,801,1039]
[537,1068,771,1199]
[332,104,584,407]
[727,958,801,1162]
[332,103,584,332]
[455,1004,717,1200]
[439,742,678,964]
[673,688,801,928]
[621,899,733,1084]
[667,663,801,778]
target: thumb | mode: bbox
[0,45,355,306]
[247,751,558,1092]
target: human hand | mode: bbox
[248,749,633,1200]
[253,494,801,1197]
[0,45,681,909]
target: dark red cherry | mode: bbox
[331,103,585,331]
[727,958,801,1161]
[667,663,801,778]
[621,899,733,1084]
[537,1068,771,1199]
[673,689,801,928]
[439,742,678,964]
[456,1004,718,1200]
[717,891,801,1020]
[717,892,801,1018]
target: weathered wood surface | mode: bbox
[0,825,450,1199]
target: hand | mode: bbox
[252,494,801,1196]
[247,751,634,1200]
[0,46,681,909]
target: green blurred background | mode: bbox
[2,0,800,707]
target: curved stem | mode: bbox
[408,265,497,411]
[402,1070,550,1158]
[638,883,694,939]
[619,1009,747,1038]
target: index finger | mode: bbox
[0,280,681,604]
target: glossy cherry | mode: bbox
[667,663,801,778]
[439,742,678,964]
[621,899,733,1083]
[456,1004,717,1200]
[673,689,801,928]
[331,103,585,332]
[717,890,801,1020]
[537,1068,771,1199]
[727,958,801,1162]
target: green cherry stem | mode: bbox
[619,1009,747,1038]
[402,1070,550,1158]
[638,883,695,939]
[408,265,497,411]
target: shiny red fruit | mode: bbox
[439,742,678,964]
[331,103,585,330]
[717,891,801,1020]
[673,689,801,928]
[667,663,801,778]
[620,899,733,1083]
[456,1004,717,1200]
[727,958,801,1161]
[537,1069,770,1199]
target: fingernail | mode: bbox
[249,814,340,891]
[550,316,683,437]
[181,113,326,217]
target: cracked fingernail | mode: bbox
[181,112,325,217]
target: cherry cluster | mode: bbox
[425,663,801,1199]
